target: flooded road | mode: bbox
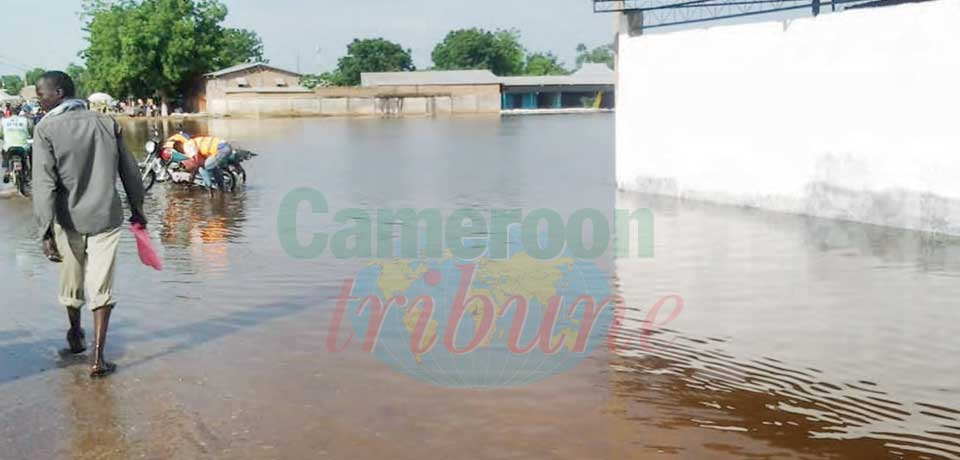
[1,114,959,459]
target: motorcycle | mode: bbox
[201,149,257,192]
[3,141,31,197]
[139,132,255,193]
[139,132,169,193]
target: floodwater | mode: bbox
[1,113,959,459]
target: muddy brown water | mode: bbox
[1,114,959,459]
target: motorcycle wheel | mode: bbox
[156,164,171,182]
[15,170,28,197]
[232,163,247,186]
[222,169,238,192]
[144,170,157,193]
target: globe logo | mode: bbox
[328,249,618,388]
[275,191,654,388]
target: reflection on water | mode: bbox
[0,114,958,459]
[151,186,250,275]
[614,192,960,459]
[65,372,130,460]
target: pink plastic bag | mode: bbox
[131,223,163,271]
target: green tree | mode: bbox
[1,75,24,95]
[299,74,319,90]
[25,68,46,86]
[66,63,90,99]
[299,73,330,89]
[575,43,615,70]
[431,28,525,76]
[524,52,568,76]
[218,29,266,67]
[327,38,414,86]
[81,0,264,104]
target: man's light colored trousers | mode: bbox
[54,224,121,311]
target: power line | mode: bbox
[0,52,29,67]
[0,53,30,73]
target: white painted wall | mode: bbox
[617,0,960,234]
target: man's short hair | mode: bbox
[39,71,76,98]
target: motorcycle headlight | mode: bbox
[145,141,157,153]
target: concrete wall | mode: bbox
[208,84,502,118]
[616,0,960,235]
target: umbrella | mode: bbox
[0,90,22,104]
[88,92,115,104]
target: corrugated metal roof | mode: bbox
[361,70,501,87]
[575,63,616,76]
[205,62,301,78]
[362,64,614,88]
[499,65,615,87]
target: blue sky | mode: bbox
[1,0,615,76]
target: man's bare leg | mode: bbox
[66,307,86,354]
[90,306,116,378]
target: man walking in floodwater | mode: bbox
[31,71,147,378]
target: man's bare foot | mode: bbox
[66,327,86,354]
[43,237,63,263]
[90,306,114,378]
[90,361,116,378]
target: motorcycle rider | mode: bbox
[161,133,233,190]
[191,136,234,190]
[160,131,206,184]
[161,130,193,163]
[0,107,34,181]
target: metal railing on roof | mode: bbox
[593,0,885,29]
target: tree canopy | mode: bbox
[524,52,568,76]
[299,74,325,90]
[81,0,264,102]
[431,28,525,76]
[576,43,615,70]
[25,68,46,86]
[1,75,23,96]
[66,63,91,99]
[324,38,414,87]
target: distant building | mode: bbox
[197,65,616,117]
[19,85,37,103]
[360,70,502,87]
[186,62,304,114]
[361,65,616,112]
[360,70,504,113]
[499,64,615,111]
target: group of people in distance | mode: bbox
[119,98,165,117]
[161,130,236,190]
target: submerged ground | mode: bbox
[1,114,958,459]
